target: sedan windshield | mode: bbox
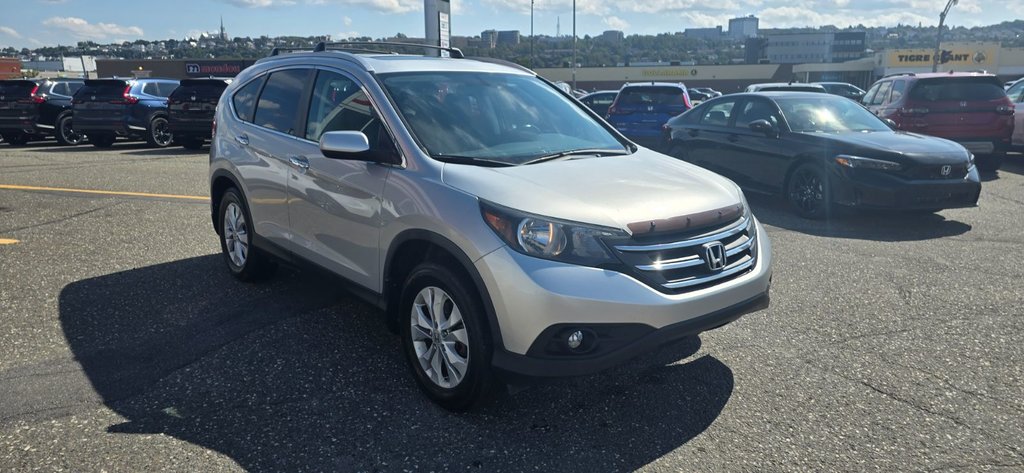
[776,96,892,133]
[379,72,627,165]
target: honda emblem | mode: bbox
[702,242,727,271]
[940,165,952,176]
[960,101,968,108]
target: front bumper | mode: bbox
[476,219,773,377]
[831,165,982,210]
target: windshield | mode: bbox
[379,71,627,165]
[776,96,891,133]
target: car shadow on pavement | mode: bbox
[747,193,972,242]
[58,255,733,472]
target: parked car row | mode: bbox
[0,77,228,150]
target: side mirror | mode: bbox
[319,129,394,164]
[883,118,898,129]
[748,119,777,137]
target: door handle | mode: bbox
[235,134,249,146]
[288,155,310,171]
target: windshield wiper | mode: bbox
[432,155,515,167]
[521,148,630,166]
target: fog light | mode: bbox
[567,330,584,349]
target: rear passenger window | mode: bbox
[869,81,892,105]
[233,76,265,123]
[699,101,735,127]
[889,80,906,103]
[254,69,309,135]
[143,82,161,96]
[68,82,84,95]
[305,71,378,143]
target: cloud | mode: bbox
[757,6,933,27]
[602,16,629,30]
[620,0,739,14]
[343,16,353,27]
[303,0,421,13]
[0,26,22,39]
[42,17,144,40]
[482,0,609,15]
[221,0,297,6]
[681,12,733,28]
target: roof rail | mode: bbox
[269,41,465,58]
[882,72,915,78]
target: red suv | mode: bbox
[863,72,1013,171]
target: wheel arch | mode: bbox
[209,169,245,233]
[383,229,503,350]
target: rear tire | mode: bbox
[975,153,1004,172]
[3,133,28,146]
[787,163,833,220]
[400,262,500,411]
[218,188,276,281]
[180,136,204,150]
[145,116,173,148]
[55,113,84,146]
[90,133,116,148]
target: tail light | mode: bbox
[30,85,46,104]
[996,104,1014,115]
[682,92,692,109]
[212,117,217,138]
[111,85,138,105]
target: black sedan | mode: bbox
[664,92,981,219]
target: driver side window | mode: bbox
[733,99,780,129]
[699,100,736,127]
[1007,81,1024,103]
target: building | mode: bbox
[496,30,521,46]
[600,30,624,43]
[684,26,723,41]
[744,37,767,64]
[765,31,866,64]
[729,16,759,40]
[480,30,497,48]
[0,57,22,79]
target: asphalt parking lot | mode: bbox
[1,142,1022,472]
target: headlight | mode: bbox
[481,201,626,266]
[834,154,902,171]
[968,153,976,167]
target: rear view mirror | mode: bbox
[748,119,777,137]
[319,131,371,159]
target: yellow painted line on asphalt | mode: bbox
[0,238,18,245]
[0,184,209,201]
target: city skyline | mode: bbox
[0,0,1013,50]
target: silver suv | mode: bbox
[209,43,773,410]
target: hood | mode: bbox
[442,148,744,235]
[817,131,969,164]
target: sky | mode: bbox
[0,0,1017,50]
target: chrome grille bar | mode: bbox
[662,255,755,290]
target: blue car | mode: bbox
[606,82,692,150]
[72,78,180,148]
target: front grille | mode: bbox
[608,215,758,294]
[904,164,969,180]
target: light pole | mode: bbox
[932,0,958,72]
[569,0,577,90]
[530,0,534,68]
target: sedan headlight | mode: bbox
[834,154,902,171]
[481,202,626,266]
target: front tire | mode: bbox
[400,262,499,411]
[218,188,276,281]
[55,113,84,146]
[145,116,173,148]
[787,163,833,220]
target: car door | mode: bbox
[285,68,392,292]
[1005,80,1024,147]
[233,68,311,245]
[722,97,792,193]
[682,98,743,179]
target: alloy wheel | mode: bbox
[152,118,172,146]
[410,286,470,389]
[222,202,248,267]
[791,169,824,215]
[61,117,83,145]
